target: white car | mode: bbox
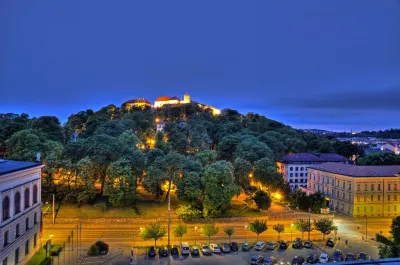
[210,243,221,253]
[319,253,329,263]
[266,241,278,250]
[254,241,267,251]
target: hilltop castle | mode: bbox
[124,93,221,115]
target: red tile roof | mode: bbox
[308,162,400,177]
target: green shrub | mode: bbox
[87,244,100,256]
[176,204,202,221]
[94,202,107,212]
[95,240,109,255]
[376,233,394,246]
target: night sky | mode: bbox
[1,1,400,131]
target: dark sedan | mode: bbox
[230,242,239,251]
[332,249,344,262]
[306,254,318,264]
[279,240,288,249]
[326,238,335,247]
[170,246,179,255]
[250,255,263,265]
[292,238,303,249]
[345,253,356,261]
[190,246,200,256]
[242,242,252,251]
[158,246,169,257]
[147,246,156,258]
[291,256,305,265]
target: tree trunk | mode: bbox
[165,179,172,202]
[208,236,210,244]
[278,232,280,241]
[228,235,231,243]
[257,234,259,241]
[155,239,157,247]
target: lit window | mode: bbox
[2,197,10,221]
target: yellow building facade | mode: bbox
[307,163,400,217]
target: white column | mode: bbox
[10,189,15,219]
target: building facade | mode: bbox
[307,162,400,217]
[0,160,43,265]
[277,153,351,190]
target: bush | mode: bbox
[176,204,202,221]
[39,257,52,265]
[87,244,100,256]
[95,240,109,255]
[376,233,394,246]
[94,202,107,212]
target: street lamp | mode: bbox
[244,225,248,243]
[195,227,198,245]
[291,224,294,242]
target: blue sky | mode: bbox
[1,0,400,131]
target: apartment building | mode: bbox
[307,162,400,217]
[0,160,43,265]
[277,153,351,190]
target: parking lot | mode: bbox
[132,239,380,265]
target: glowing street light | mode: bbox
[244,225,248,242]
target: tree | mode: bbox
[272,223,285,240]
[202,161,240,217]
[173,224,188,243]
[253,158,284,191]
[30,116,64,142]
[6,129,47,161]
[234,137,273,163]
[379,245,400,258]
[217,134,241,161]
[390,216,400,245]
[313,218,335,240]
[253,190,272,210]
[224,226,235,242]
[139,222,167,247]
[294,218,312,239]
[201,223,219,244]
[142,166,165,199]
[249,219,268,241]
[358,152,400,165]
[195,150,217,167]
[76,157,97,204]
[233,158,252,189]
[176,172,203,205]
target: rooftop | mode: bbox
[280,153,351,163]
[0,160,42,176]
[309,162,400,177]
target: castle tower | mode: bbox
[183,93,191,103]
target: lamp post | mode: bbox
[195,227,198,245]
[291,224,294,242]
[140,228,143,246]
[365,215,368,239]
[244,225,248,243]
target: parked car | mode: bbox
[158,246,169,257]
[147,246,156,258]
[319,253,329,263]
[230,242,239,251]
[210,243,221,253]
[254,241,267,251]
[279,240,288,249]
[266,241,278,250]
[181,242,190,255]
[250,255,264,265]
[292,238,303,249]
[332,249,344,262]
[220,243,231,253]
[306,254,318,264]
[190,245,200,256]
[242,242,252,251]
[326,238,335,247]
[263,256,277,265]
[357,252,369,260]
[170,245,179,255]
[201,244,211,255]
[345,253,356,261]
[291,256,305,265]
[303,240,312,248]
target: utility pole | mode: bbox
[168,192,171,247]
[365,215,368,239]
[80,222,82,257]
[308,208,311,241]
[244,225,247,242]
[76,225,79,260]
[52,194,55,225]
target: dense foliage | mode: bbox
[0,103,364,218]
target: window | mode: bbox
[342,182,345,189]
[290,167,293,171]
[300,173,303,177]
[371,195,374,201]
[295,173,298,177]
[2,197,10,221]
[4,231,9,247]
[342,193,345,199]
[364,195,367,202]
[34,233,37,248]
[395,195,398,201]
[34,212,37,224]
[15,248,19,264]
[370,206,373,213]
[33,185,38,204]
[337,191,339,197]
[24,188,30,209]
[295,167,299,171]
[357,196,360,202]
[395,206,398,213]
[313,184,315,190]
[16,224,20,238]
[357,184,360,191]
[300,167,304,171]
[25,217,29,231]
[349,184,351,190]
[388,195,391,201]
[388,184,391,191]
[289,179,293,183]
[364,184,368,191]
[388,206,391,212]
[2,257,7,265]
[395,184,398,191]
[378,195,381,201]
[25,240,29,256]
[290,173,293,177]
[371,184,374,191]
[378,184,381,191]
[357,207,360,213]
[14,192,21,215]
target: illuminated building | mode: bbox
[0,160,43,264]
[154,93,220,115]
[277,153,351,190]
[307,162,400,217]
[123,98,152,109]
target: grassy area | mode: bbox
[226,195,264,218]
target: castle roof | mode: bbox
[155,96,180,101]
